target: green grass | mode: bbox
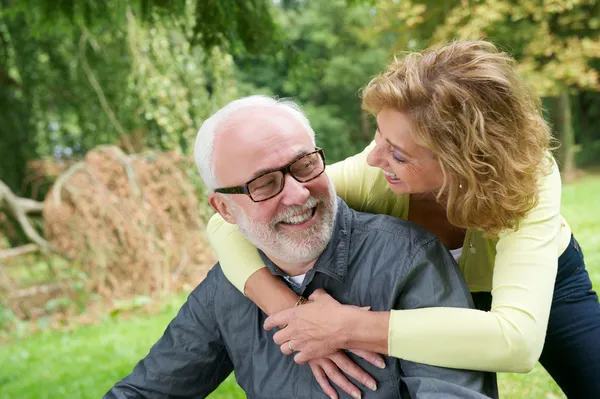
[0,295,244,399]
[0,173,598,399]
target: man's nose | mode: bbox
[280,173,310,206]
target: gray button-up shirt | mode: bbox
[105,198,497,399]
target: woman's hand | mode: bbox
[265,289,383,364]
[309,351,380,399]
[264,289,349,361]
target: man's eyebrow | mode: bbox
[375,122,412,157]
[250,148,312,180]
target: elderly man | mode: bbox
[104,96,497,399]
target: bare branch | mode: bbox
[0,179,52,251]
[0,244,40,261]
[171,249,189,283]
[51,161,85,206]
[17,197,45,213]
[8,281,69,299]
[79,31,135,154]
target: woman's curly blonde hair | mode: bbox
[362,40,553,236]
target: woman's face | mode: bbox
[366,108,445,196]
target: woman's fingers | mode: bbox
[349,349,386,369]
[272,327,293,345]
[309,288,328,300]
[308,288,340,305]
[317,357,363,399]
[263,309,293,331]
[293,350,310,364]
[309,361,338,399]
[329,351,377,392]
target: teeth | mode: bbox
[282,208,313,225]
[382,170,399,179]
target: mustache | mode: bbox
[271,197,319,225]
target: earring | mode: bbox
[459,184,463,189]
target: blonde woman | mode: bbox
[207,41,600,397]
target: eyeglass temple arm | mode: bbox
[214,186,250,195]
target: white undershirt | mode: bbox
[287,273,307,286]
[449,247,463,262]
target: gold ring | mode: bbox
[288,341,294,352]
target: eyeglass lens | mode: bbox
[248,152,324,201]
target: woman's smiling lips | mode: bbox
[382,170,403,184]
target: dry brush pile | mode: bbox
[43,145,216,300]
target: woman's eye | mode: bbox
[392,149,407,163]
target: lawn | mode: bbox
[0,173,598,399]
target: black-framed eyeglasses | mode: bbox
[214,148,326,202]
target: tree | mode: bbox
[0,0,273,195]
[0,0,282,196]
[4,0,280,55]
[235,0,388,162]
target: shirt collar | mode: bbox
[258,197,350,284]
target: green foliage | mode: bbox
[374,0,600,96]
[125,6,238,151]
[193,0,280,54]
[0,0,240,196]
[575,140,600,167]
[3,0,280,55]
[303,104,356,162]
[235,0,388,162]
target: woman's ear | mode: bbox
[209,193,237,224]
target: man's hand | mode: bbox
[309,351,383,399]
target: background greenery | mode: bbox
[1,0,600,398]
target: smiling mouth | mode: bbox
[279,206,317,225]
[382,170,400,180]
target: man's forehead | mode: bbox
[219,106,309,141]
[213,106,314,185]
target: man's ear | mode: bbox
[209,193,237,224]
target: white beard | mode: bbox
[230,180,337,265]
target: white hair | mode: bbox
[194,95,316,192]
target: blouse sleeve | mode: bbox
[387,158,563,372]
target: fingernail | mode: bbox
[329,396,335,399]
[369,382,377,391]
[377,360,386,369]
[352,392,361,399]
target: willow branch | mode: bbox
[79,31,135,154]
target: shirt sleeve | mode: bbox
[208,141,407,294]
[103,270,233,399]
[394,238,496,399]
[389,158,562,373]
